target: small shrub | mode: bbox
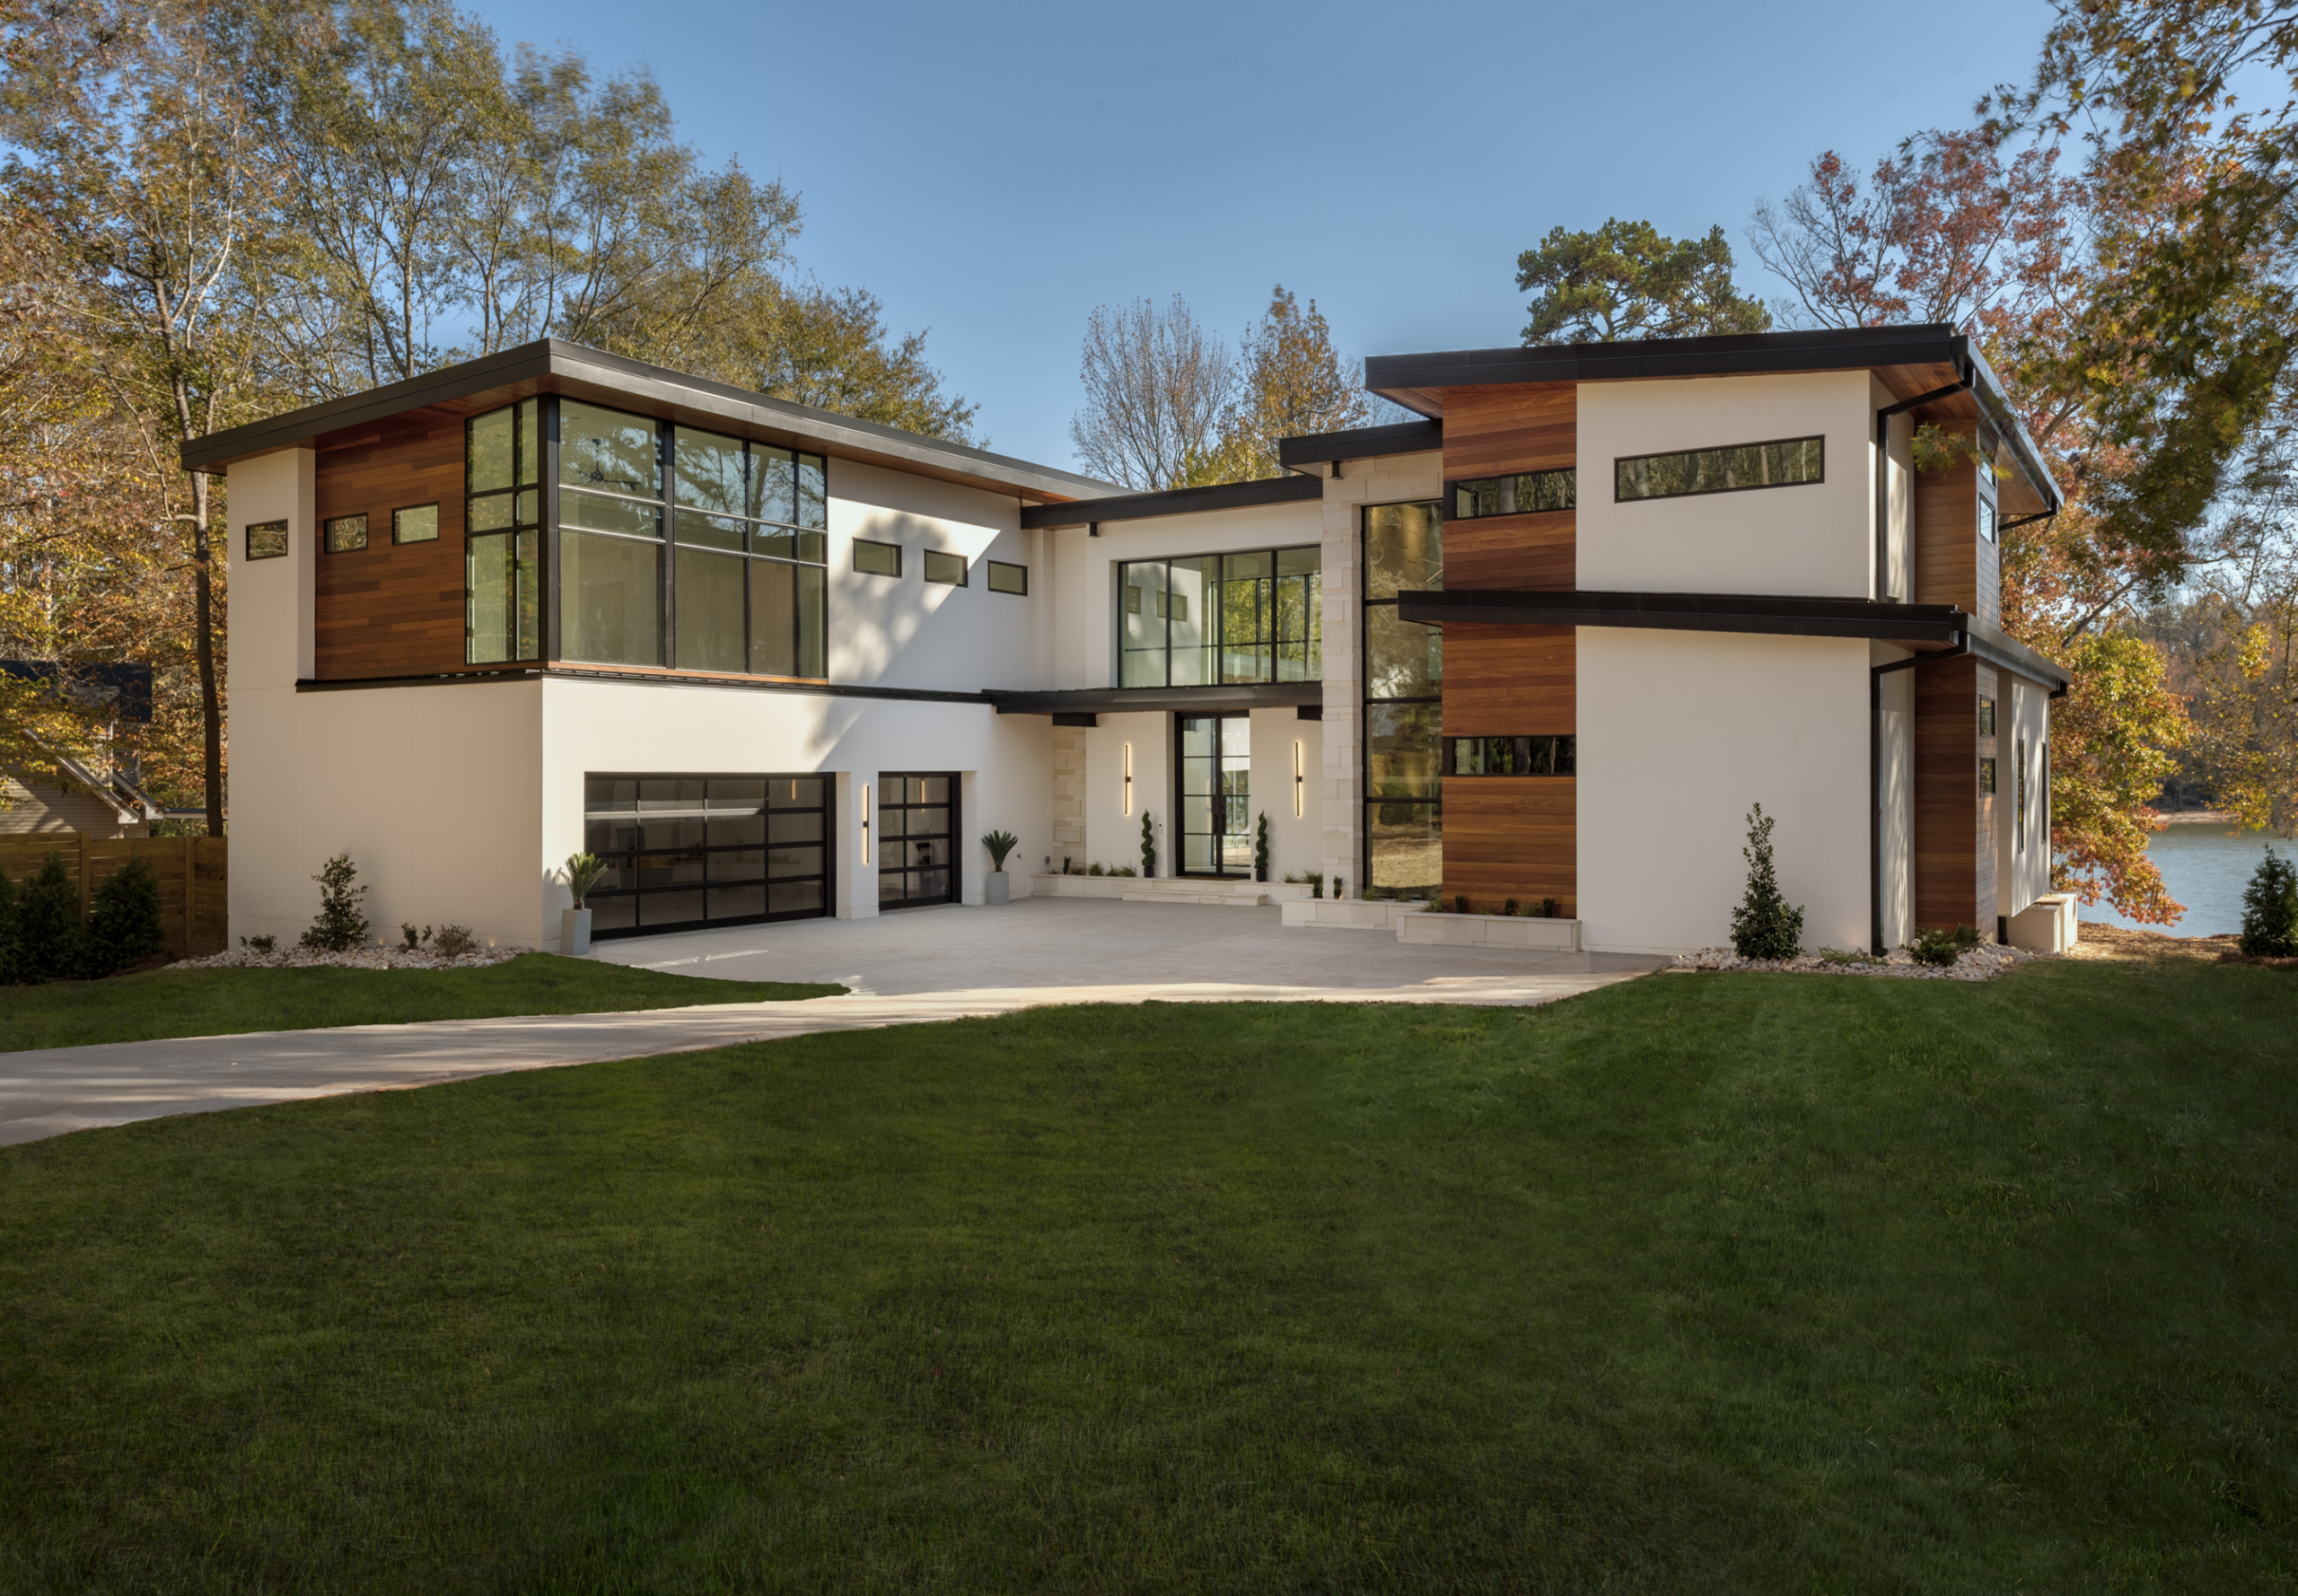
[16,852,82,982]
[241,934,277,953]
[431,924,478,958]
[1541,898,1558,919]
[2239,846,2298,958]
[1814,946,1876,968]
[1087,861,1104,876]
[1311,875,1323,899]
[1504,898,1518,916]
[1330,875,1343,900]
[400,923,432,951]
[1908,925,1982,967]
[1729,803,1806,960]
[299,853,369,951]
[1454,895,1469,915]
[1111,864,1136,877]
[0,866,20,984]
[79,858,163,978]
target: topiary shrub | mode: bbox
[78,857,163,978]
[1729,803,1806,960]
[1254,812,1270,882]
[16,852,83,982]
[1140,813,1156,879]
[299,853,370,951]
[2240,846,2298,958]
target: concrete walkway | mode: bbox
[2,899,1663,1145]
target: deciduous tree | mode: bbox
[1068,295,1235,491]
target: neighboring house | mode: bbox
[186,324,2066,955]
[0,662,166,838]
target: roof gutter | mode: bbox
[1873,366,1972,603]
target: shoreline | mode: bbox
[2149,809,2244,826]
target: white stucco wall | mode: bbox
[1999,674,2053,915]
[1578,628,1873,954]
[1874,647,1916,949]
[228,448,316,692]
[1576,372,1879,599]
[1068,710,1322,883]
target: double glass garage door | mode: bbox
[584,774,829,937]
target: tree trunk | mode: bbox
[191,467,224,837]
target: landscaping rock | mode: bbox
[1669,941,2034,981]
[172,944,526,973]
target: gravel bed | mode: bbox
[172,944,528,972]
[1669,941,2037,981]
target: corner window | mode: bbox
[1615,436,1823,502]
[987,559,1028,595]
[854,539,901,577]
[244,521,287,560]
[924,549,968,586]
[1119,544,1320,688]
[1978,696,1995,736]
[468,398,542,664]
[1448,735,1574,776]
[323,514,367,553]
[1451,469,1574,519]
[393,504,439,544]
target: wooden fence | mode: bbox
[0,831,229,959]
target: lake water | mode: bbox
[2083,821,2292,936]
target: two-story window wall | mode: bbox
[1363,502,1443,899]
[461,398,830,674]
[1118,546,1320,687]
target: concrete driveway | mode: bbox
[2,899,1663,1146]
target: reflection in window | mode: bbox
[583,773,829,934]
[563,530,658,666]
[1448,735,1575,776]
[854,539,900,577]
[324,514,367,553]
[393,504,438,544]
[1118,544,1318,688]
[924,549,968,586]
[987,559,1028,595]
[1978,696,1995,737]
[467,399,540,663]
[1616,436,1823,502]
[1364,501,1443,899]
[1452,469,1574,519]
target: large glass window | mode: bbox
[584,774,830,935]
[467,399,540,663]
[1179,715,1252,875]
[1119,544,1319,688]
[1363,502,1443,899]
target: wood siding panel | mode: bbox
[1440,384,1576,479]
[314,406,472,679]
[1444,511,1574,589]
[1442,777,1576,915]
[1441,625,1574,734]
[1912,424,1981,615]
[1913,654,1997,931]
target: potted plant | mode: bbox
[561,851,607,954]
[982,829,1019,905]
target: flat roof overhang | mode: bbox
[1274,418,1444,470]
[1018,473,1322,531]
[1364,324,2060,520]
[987,681,1321,719]
[1396,588,2071,693]
[181,339,1118,507]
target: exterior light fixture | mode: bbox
[1293,740,1304,817]
[1122,742,1133,815]
[860,784,872,864]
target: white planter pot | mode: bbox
[985,871,1010,907]
[560,906,592,956]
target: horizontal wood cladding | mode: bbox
[1912,425,1985,617]
[1913,654,1997,931]
[1440,624,1574,735]
[314,406,470,679]
[1443,511,1574,590]
[1442,777,1576,916]
[1440,383,1575,479]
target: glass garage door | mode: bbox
[584,774,830,938]
[878,772,958,909]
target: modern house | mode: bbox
[187,323,2070,956]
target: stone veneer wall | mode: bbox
[1317,450,1443,898]
[1050,723,1088,869]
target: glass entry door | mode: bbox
[1178,715,1251,876]
[878,773,958,908]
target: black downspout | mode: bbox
[1871,635,1971,955]
[1873,368,1974,602]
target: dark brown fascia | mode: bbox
[180,338,1118,507]
[987,681,1321,715]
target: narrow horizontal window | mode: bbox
[923,548,967,586]
[1447,734,1575,776]
[987,559,1028,595]
[1979,756,1997,795]
[853,538,901,577]
[1451,468,1575,519]
[393,504,439,544]
[245,520,287,560]
[1615,436,1824,502]
[324,513,368,554]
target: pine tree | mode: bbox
[2239,846,2298,958]
[300,853,370,951]
[1730,802,1806,960]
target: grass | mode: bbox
[0,954,844,1053]
[2,958,2294,1592]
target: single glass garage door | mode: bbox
[878,772,958,909]
[585,774,830,938]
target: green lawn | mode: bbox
[0,954,844,1053]
[3,959,2294,1592]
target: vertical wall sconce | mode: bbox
[1293,740,1304,817]
[1122,742,1134,815]
[860,783,872,864]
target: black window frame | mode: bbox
[1361,499,1443,901]
[1116,542,1322,688]
[854,538,902,578]
[466,396,544,665]
[877,771,960,909]
[923,548,968,587]
[392,503,440,545]
[662,424,829,679]
[583,771,834,938]
[1978,695,1996,737]
[1446,735,1575,776]
[1614,435,1825,503]
[244,520,287,560]
[323,513,368,554]
[1979,755,1997,796]
[1448,468,1576,520]
[986,558,1028,595]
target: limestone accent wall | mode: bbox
[1317,449,1442,897]
[1050,723,1088,862]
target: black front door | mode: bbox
[878,772,958,908]
[1178,715,1251,876]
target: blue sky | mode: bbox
[470,0,2058,470]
